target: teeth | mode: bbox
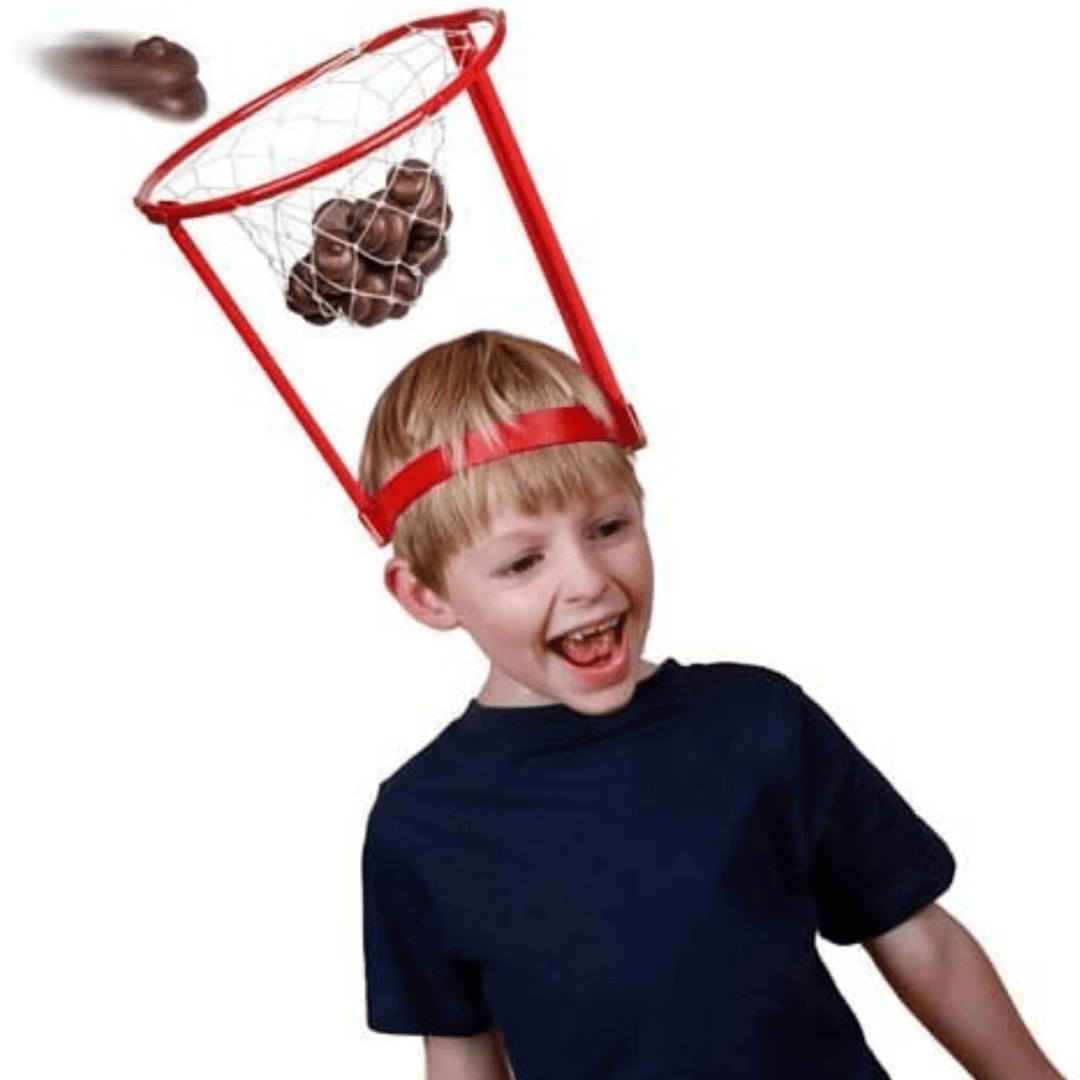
[564,615,622,642]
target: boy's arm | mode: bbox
[862,903,1068,1080]
[424,1025,514,1080]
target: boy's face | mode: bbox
[437,486,654,715]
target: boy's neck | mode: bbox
[477,657,659,711]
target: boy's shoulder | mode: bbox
[660,660,812,749]
[372,716,462,805]
[672,657,795,685]
[367,694,502,823]
[665,657,805,708]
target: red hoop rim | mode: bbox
[134,8,505,224]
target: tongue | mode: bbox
[557,628,617,667]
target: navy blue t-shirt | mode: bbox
[362,660,955,1079]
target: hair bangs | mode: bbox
[477,441,640,519]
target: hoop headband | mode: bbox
[360,398,644,544]
[135,10,646,548]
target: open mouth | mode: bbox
[547,613,627,668]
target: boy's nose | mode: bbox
[560,542,610,604]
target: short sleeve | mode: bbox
[797,687,956,945]
[362,802,493,1035]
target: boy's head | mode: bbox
[360,329,643,595]
[360,329,654,714]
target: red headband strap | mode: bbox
[360,401,644,545]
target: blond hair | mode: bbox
[359,330,642,594]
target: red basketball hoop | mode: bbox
[135,8,645,545]
[136,10,505,223]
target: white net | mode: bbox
[140,22,483,328]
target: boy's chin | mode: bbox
[481,649,649,714]
[546,650,653,716]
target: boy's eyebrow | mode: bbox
[476,498,635,554]
[475,526,546,553]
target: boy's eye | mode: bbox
[499,552,542,577]
[594,517,629,539]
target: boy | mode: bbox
[360,330,1066,1080]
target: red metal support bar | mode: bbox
[449,33,646,450]
[164,220,380,534]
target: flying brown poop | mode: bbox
[36,33,207,120]
[286,160,453,330]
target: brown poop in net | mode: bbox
[286,160,453,329]
[36,33,207,121]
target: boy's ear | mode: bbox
[384,556,459,631]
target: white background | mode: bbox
[2,2,1076,1078]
